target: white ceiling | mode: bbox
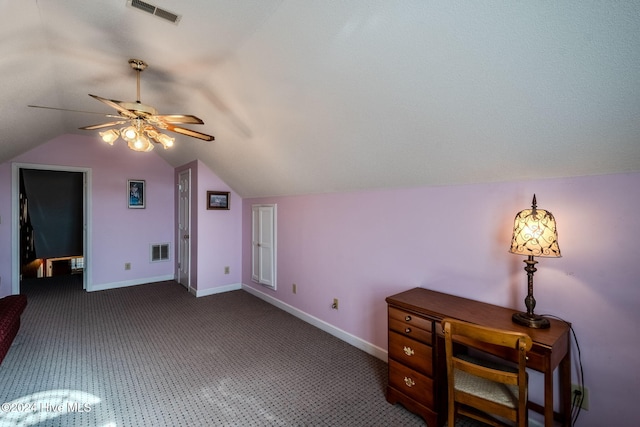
[2,1,639,197]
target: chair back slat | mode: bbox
[442,318,532,427]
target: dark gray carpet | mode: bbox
[0,276,479,426]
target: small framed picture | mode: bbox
[128,179,145,209]
[207,191,230,210]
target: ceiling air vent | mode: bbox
[127,0,181,25]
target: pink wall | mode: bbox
[242,172,640,426]
[174,160,243,293]
[195,160,242,291]
[0,134,175,292]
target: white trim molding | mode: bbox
[194,283,242,298]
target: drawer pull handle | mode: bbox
[405,315,412,321]
[403,346,415,356]
[405,327,411,333]
[404,376,416,388]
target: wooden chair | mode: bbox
[442,318,532,427]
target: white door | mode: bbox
[252,204,276,289]
[177,169,191,290]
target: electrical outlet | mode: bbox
[292,283,297,294]
[224,266,230,274]
[571,384,590,410]
[332,298,339,310]
[124,262,131,270]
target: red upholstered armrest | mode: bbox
[0,295,28,365]
[0,295,28,325]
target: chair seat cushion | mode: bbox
[454,369,519,408]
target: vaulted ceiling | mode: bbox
[2,1,639,197]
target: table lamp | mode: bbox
[509,194,561,329]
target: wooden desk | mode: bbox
[386,288,571,427]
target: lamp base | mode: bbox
[512,312,550,329]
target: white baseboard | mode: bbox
[194,283,242,298]
[88,275,174,292]
[241,283,388,362]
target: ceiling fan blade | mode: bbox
[165,124,215,141]
[79,121,127,130]
[28,105,115,116]
[154,114,204,125]
[88,94,137,119]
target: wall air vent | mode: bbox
[151,243,170,262]
[127,0,181,25]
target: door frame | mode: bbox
[11,163,92,293]
[251,204,277,289]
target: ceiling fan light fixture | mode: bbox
[145,127,174,149]
[157,133,174,149]
[30,58,215,150]
[122,126,138,142]
[128,134,154,152]
[99,129,119,145]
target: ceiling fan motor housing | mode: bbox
[128,59,147,71]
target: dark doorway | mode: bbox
[19,169,84,280]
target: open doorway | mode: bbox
[12,164,91,294]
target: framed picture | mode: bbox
[128,179,145,209]
[207,191,230,210]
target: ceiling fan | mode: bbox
[29,59,214,152]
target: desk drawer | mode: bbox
[389,331,433,376]
[388,359,434,408]
[526,349,545,372]
[389,307,433,344]
[389,318,433,344]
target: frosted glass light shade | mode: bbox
[122,126,138,141]
[128,135,154,152]
[99,129,119,145]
